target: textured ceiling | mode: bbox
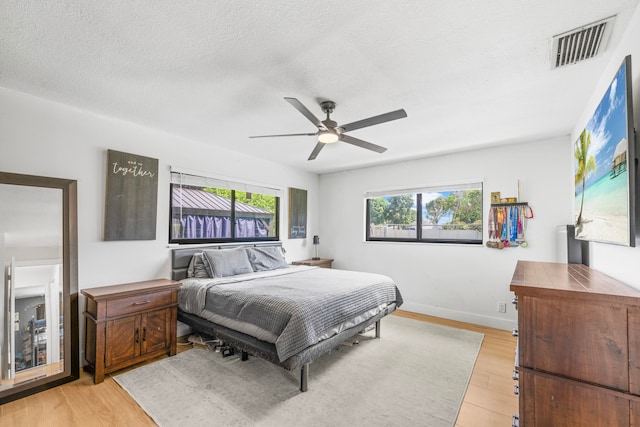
[2,1,640,174]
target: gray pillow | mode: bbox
[246,246,288,272]
[187,253,211,278]
[203,247,253,278]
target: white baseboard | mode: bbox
[398,301,517,331]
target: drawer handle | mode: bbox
[135,328,140,344]
[132,300,152,306]
[514,384,519,395]
[512,328,518,337]
[512,369,519,381]
[142,327,147,342]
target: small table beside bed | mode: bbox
[171,242,403,392]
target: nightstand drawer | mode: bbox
[292,258,333,268]
[106,290,173,317]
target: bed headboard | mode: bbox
[171,241,284,281]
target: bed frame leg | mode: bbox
[375,320,381,338]
[300,363,309,392]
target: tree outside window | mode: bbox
[366,183,482,244]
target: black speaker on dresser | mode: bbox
[566,224,590,266]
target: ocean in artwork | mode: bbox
[575,168,629,244]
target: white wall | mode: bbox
[0,87,320,289]
[571,3,640,288]
[319,136,572,330]
[6,3,640,338]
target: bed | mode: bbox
[171,242,403,391]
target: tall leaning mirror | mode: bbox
[0,172,78,404]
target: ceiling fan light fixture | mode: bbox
[318,130,339,144]
[251,97,404,160]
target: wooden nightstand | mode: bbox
[82,278,181,384]
[292,258,334,269]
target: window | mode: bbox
[366,182,483,244]
[170,170,280,244]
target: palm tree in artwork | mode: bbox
[574,129,597,226]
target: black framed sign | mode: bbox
[288,187,307,239]
[104,149,158,240]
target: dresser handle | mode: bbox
[135,328,140,343]
[142,327,147,342]
[514,384,519,395]
[512,414,520,427]
[512,328,518,337]
[132,300,152,306]
[512,369,519,381]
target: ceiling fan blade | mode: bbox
[340,109,407,132]
[340,134,387,153]
[308,142,326,160]
[284,97,325,129]
[249,132,316,138]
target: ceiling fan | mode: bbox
[249,97,407,160]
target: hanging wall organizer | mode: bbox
[487,202,533,249]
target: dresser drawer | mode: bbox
[106,290,173,317]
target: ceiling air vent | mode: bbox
[552,16,615,68]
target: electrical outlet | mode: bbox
[497,302,507,313]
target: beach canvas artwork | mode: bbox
[574,57,632,246]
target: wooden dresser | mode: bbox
[82,279,181,384]
[510,261,640,427]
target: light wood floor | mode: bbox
[394,311,519,427]
[0,311,518,426]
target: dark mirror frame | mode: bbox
[0,172,79,404]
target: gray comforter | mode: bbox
[179,266,403,362]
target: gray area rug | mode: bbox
[114,315,483,427]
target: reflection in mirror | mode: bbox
[0,173,78,404]
[11,260,63,382]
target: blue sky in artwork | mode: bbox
[577,60,630,187]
